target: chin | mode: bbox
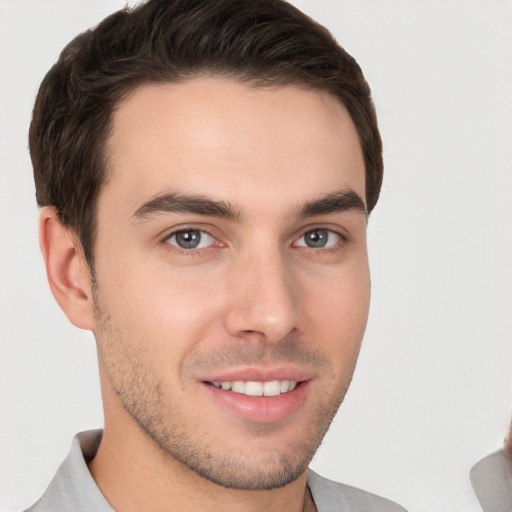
[174,448,312,490]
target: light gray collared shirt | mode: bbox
[471,449,512,512]
[26,430,407,512]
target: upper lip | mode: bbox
[198,365,314,383]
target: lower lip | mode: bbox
[201,382,310,424]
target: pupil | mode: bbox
[176,230,201,249]
[305,229,328,248]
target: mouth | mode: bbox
[201,375,310,424]
[207,379,298,396]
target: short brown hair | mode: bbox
[30,0,382,265]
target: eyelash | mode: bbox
[294,229,345,252]
[160,226,220,257]
[160,226,346,257]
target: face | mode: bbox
[92,77,370,489]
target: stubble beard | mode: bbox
[92,288,357,490]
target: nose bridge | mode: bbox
[224,242,298,343]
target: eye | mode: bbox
[295,229,341,249]
[166,229,215,250]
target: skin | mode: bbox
[40,77,370,512]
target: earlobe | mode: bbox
[39,207,95,330]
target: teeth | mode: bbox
[245,381,263,396]
[263,380,280,396]
[232,381,245,393]
[211,379,298,396]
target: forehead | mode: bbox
[102,77,365,217]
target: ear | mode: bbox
[39,207,95,330]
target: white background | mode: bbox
[1,1,511,511]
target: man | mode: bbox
[26,0,406,510]
[471,423,512,512]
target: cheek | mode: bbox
[96,257,227,353]
[302,263,371,356]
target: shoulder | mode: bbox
[471,449,512,474]
[308,469,407,512]
[24,430,111,512]
[471,448,512,489]
[470,449,512,511]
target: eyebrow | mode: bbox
[132,192,242,221]
[132,189,366,222]
[295,190,367,218]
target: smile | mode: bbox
[203,377,309,423]
[210,380,298,396]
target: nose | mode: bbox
[223,247,299,344]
